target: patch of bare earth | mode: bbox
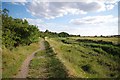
[15,39,45,78]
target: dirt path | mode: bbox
[15,39,45,78]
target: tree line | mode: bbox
[40,30,70,38]
[39,30,81,38]
[2,9,72,50]
[4,8,118,50]
[2,9,40,50]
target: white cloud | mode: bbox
[105,0,118,4]
[104,0,118,10]
[26,0,119,19]
[69,15,118,36]
[23,0,118,36]
[45,22,118,36]
[6,0,34,6]
[72,25,118,36]
[10,0,32,5]
[70,15,117,25]
[25,16,118,36]
[106,4,114,10]
[25,18,44,25]
[26,1,104,19]
[24,18,45,30]
[14,0,27,2]
[27,2,89,19]
[2,0,32,2]
[11,2,26,5]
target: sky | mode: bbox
[2,0,119,36]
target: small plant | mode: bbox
[81,64,96,74]
[81,64,91,72]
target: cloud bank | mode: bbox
[26,0,118,19]
[70,15,117,25]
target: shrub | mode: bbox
[81,64,96,74]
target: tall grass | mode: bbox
[2,42,40,78]
[84,43,120,58]
[70,37,119,44]
[47,38,120,78]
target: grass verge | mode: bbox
[28,40,68,78]
[2,41,40,78]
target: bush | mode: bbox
[76,39,113,45]
[93,48,106,55]
[61,40,70,44]
[85,43,120,57]
[81,64,96,74]
[2,9,40,49]
[58,32,69,37]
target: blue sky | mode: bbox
[2,0,119,36]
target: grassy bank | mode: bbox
[28,41,68,78]
[47,37,120,78]
[70,37,119,44]
[2,41,40,78]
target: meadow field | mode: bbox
[70,37,119,44]
[46,37,120,78]
[2,19,119,78]
[2,36,120,78]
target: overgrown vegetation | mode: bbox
[28,41,68,78]
[2,9,40,50]
[47,37,120,78]
[2,42,40,78]
[2,8,40,78]
[84,43,120,57]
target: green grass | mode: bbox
[0,47,2,79]
[3,37,119,78]
[28,41,68,78]
[47,37,120,78]
[2,42,40,78]
[69,37,119,44]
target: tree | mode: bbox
[45,30,49,33]
[2,8,40,49]
[100,35,103,37]
[2,8,9,16]
[58,32,69,37]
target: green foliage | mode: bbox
[58,32,69,37]
[40,30,59,38]
[39,30,70,38]
[2,9,40,49]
